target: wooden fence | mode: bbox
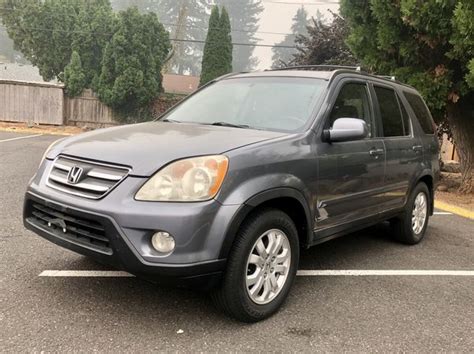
[0,79,64,125]
[65,89,118,127]
[0,75,195,127]
[0,79,119,127]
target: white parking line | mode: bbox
[434,211,453,215]
[39,270,133,277]
[39,269,474,277]
[0,134,42,143]
[296,270,473,276]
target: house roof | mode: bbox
[162,74,199,94]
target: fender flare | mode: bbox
[218,187,313,259]
[412,170,436,215]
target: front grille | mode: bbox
[47,156,129,199]
[27,202,112,254]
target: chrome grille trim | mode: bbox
[46,156,130,199]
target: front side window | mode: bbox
[328,83,372,136]
[161,77,327,132]
[374,86,407,137]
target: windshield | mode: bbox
[160,77,327,132]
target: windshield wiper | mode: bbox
[207,122,251,129]
[160,118,181,123]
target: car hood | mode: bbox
[48,122,285,176]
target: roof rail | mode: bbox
[269,65,364,72]
[376,75,397,81]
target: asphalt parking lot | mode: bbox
[1,131,473,352]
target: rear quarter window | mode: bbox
[403,92,435,134]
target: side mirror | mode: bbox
[323,118,368,143]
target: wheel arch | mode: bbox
[218,188,313,259]
[414,172,435,215]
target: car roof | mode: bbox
[230,70,333,80]
[224,66,416,91]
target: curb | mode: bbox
[434,200,474,220]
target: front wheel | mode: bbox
[391,182,431,245]
[212,208,299,322]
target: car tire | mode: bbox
[212,208,299,322]
[391,182,431,245]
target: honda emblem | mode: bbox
[67,166,84,184]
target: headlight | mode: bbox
[135,155,229,201]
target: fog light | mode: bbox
[151,232,175,253]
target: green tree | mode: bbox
[199,6,232,86]
[110,0,208,75]
[293,12,357,66]
[0,0,115,84]
[154,0,208,75]
[341,0,474,193]
[219,7,233,75]
[64,50,86,97]
[71,0,116,88]
[96,7,171,119]
[216,0,263,71]
[272,6,309,68]
[0,0,79,81]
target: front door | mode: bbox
[316,81,386,232]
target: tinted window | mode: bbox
[329,83,372,136]
[399,97,411,135]
[404,92,435,134]
[374,86,405,137]
[162,77,326,132]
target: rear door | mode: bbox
[371,83,423,210]
[403,91,440,179]
[316,79,386,231]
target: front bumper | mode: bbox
[23,159,241,287]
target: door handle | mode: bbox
[412,145,423,153]
[369,148,384,157]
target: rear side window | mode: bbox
[374,86,408,137]
[403,92,435,134]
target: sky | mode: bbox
[253,0,340,69]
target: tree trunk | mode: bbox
[446,94,474,194]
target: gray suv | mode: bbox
[24,66,439,322]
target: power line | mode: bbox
[0,4,333,37]
[0,8,295,37]
[162,21,293,37]
[0,26,298,49]
[171,37,296,49]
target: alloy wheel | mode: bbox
[412,192,428,234]
[245,228,291,305]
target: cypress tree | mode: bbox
[215,0,263,71]
[199,6,233,86]
[219,7,233,74]
[64,51,86,97]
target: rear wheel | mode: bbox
[391,182,430,244]
[212,208,299,322]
